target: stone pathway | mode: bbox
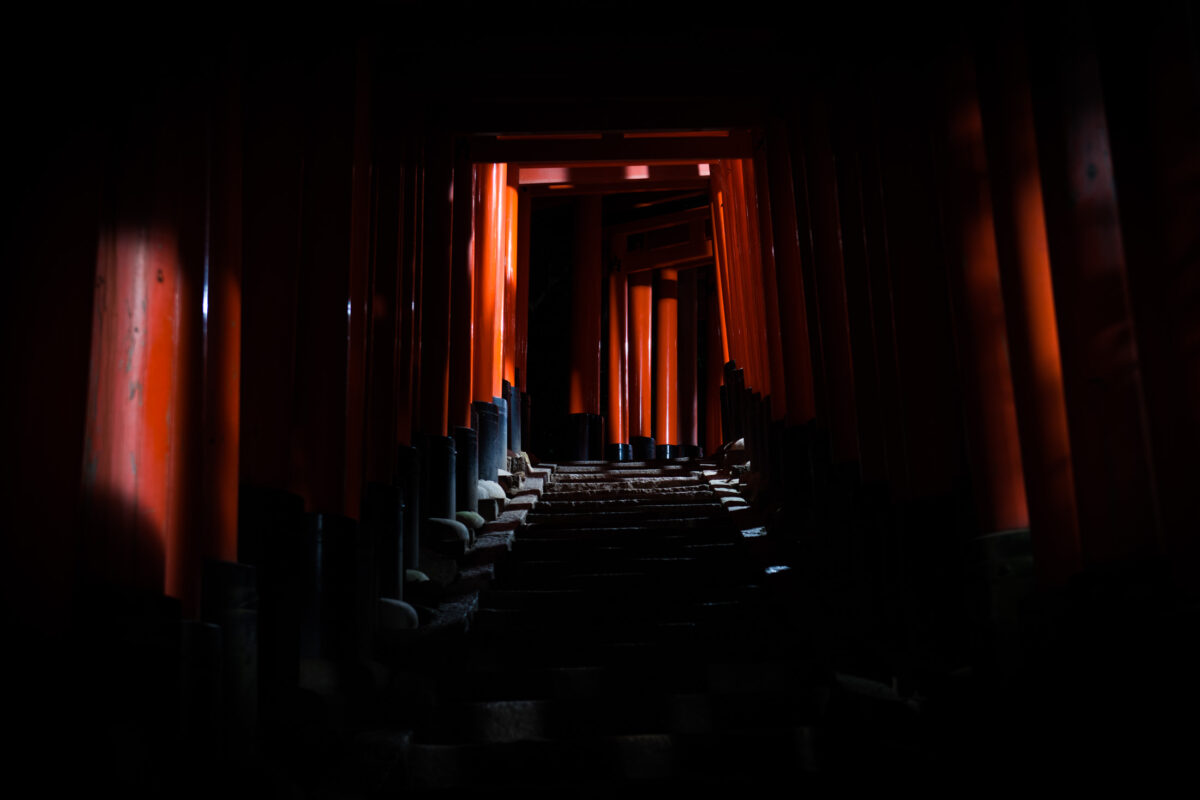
[395,458,837,793]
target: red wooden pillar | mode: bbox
[396,138,423,445]
[364,152,406,484]
[628,272,654,441]
[448,142,476,430]
[473,163,505,403]
[1027,13,1161,566]
[569,195,602,416]
[875,60,968,502]
[342,46,372,517]
[240,53,304,483]
[84,229,184,597]
[800,96,859,465]
[976,25,1081,586]
[655,268,680,455]
[750,149,789,422]
[705,271,726,449]
[288,51,369,517]
[1095,4,1200,592]
[503,169,520,389]
[937,47,1029,534]
[201,52,245,575]
[678,268,699,450]
[81,53,241,614]
[515,188,532,394]
[415,134,454,437]
[827,87,891,484]
[708,191,731,366]
[607,270,630,448]
[764,121,817,426]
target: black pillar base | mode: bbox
[631,435,656,461]
[681,444,703,458]
[473,402,501,483]
[605,442,633,462]
[454,426,478,513]
[656,444,682,460]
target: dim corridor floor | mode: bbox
[362,459,925,795]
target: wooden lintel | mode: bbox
[471,131,753,165]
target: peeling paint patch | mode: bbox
[130,450,138,479]
[129,380,143,406]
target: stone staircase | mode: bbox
[399,459,837,794]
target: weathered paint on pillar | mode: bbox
[628,271,654,438]
[83,229,182,596]
[569,195,602,415]
[655,268,680,447]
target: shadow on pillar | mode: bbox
[454,426,478,513]
[605,442,634,462]
[631,435,657,461]
[504,380,522,453]
[396,445,421,573]
[363,481,404,601]
[473,402,502,482]
[563,412,604,461]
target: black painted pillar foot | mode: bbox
[605,442,633,462]
[631,435,656,461]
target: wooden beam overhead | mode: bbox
[470,130,753,165]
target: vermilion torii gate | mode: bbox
[7,5,1198,660]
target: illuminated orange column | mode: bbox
[939,49,1029,534]
[83,230,183,597]
[628,272,655,455]
[502,168,520,388]
[568,195,603,416]
[473,163,505,403]
[976,28,1081,586]
[80,67,242,614]
[654,268,681,457]
[606,270,631,460]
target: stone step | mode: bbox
[518,520,731,539]
[406,727,821,790]
[524,504,724,526]
[416,688,824,745]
